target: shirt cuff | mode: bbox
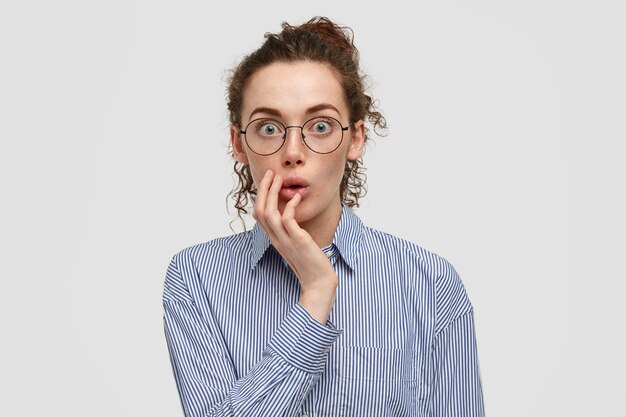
[266,303,342,374]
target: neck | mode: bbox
[299,202,343,248]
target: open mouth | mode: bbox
[279,176,310,201]
[282,176,309,189]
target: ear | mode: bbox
[230,124,249,164]
[346,120,365,161]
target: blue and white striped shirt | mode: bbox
[163,206,484,416]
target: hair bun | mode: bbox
[284,16,357,58]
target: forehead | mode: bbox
[241,61,347,122]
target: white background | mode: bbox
[1,0,624,416]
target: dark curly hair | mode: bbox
[226,16,386,226]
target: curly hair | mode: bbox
[226,16,386,226]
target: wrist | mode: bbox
[299,279,338,324]
[300,273,338,294]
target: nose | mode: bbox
[282,127,305,166]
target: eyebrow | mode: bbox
[247,103,342,122]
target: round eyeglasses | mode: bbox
[239,116,349,156]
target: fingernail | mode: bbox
[265,170,272,177]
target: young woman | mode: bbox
[163,17,484,417]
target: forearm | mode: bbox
[165,301,341,417]
[205,354,318,417]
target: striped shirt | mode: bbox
[163,205,484,416]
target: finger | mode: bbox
[253,170,282,244]
[279,196,303,273]
[265,173,282,216]
[282,193,303,237]
[265,174,288,239]
[253,170,274,221]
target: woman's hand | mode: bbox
[253,170,338,324]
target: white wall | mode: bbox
[1,0,624,415]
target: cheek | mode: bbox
[331,152,349,177]
[250,168,265,190]
[323,158,347,187]
[248,158,273,188]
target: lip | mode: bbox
[279,176,310,201]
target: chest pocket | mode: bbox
[318,346,427,416]
[334,346,421,381]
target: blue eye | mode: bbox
[255,121,282,136]
[261,124,276,134]
[305,118,337,137]
[314,122,329,133]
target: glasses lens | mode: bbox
[302,117,343,154]
[244,118,286,155]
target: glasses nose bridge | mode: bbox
[281,124,307,153]
[283,124,305,141]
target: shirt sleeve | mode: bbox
[431,311,485,417]
[163,254,341,417]
[429,257,485,417]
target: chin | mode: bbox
[293,211,312,224]
[291,205,314,224]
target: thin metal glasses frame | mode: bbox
[239,116,350,156]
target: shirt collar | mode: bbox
[249,204,364,271]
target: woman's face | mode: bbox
[231,61,365,228]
